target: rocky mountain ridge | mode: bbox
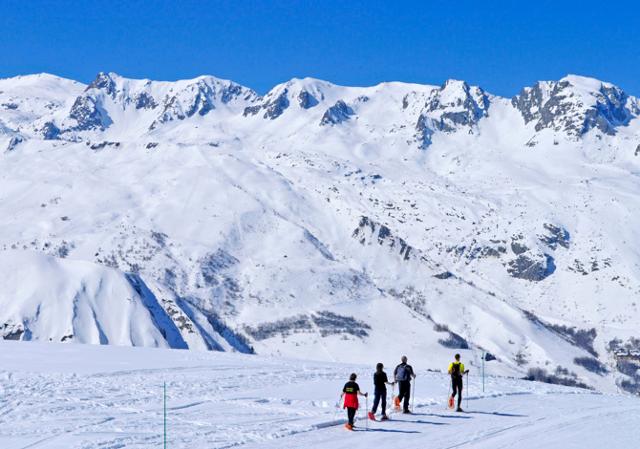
[1,71,639,395]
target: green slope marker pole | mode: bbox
[482,352,485,393]
[164,382,167,449]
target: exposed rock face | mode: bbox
[69,95,110,131]
[5,135,24,152]
[508,253,556,281]
[415,80,490,147]
[506,224,568,281]
[0,322,24,340]
[415,113,434,148]
[320,100,354,126]
[352,216,413,261]
[510,234,529,255]
[243,89,290,119]
[297,90,318,109]
[539,223,570,249]
[87,72,117,97]
[134,92,157,110]
[242,105,261,116]
[68,73,255,132]
[264,90,290,119]
[158,80,216,122]
[449,240,507,261]
[512,76,639,137]
[40,121,61,140]
[154,78,251,127]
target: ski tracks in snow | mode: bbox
[1,351,639,449]
[0,360,347,448]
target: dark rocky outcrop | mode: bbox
[507,253,555,281]
[263,90,290,119]
[244,89,290,119]
[320,100,354,126]
[352,216,413,261]
[0,322,24,340]
[40,121,61,140]
[510,234,529,255]
[69,95,111,131]
[539,223,570,249]
[87,72,117,97]
[134,92,158,110]
[297,90,318,109]
[414,80,490,147]
[512,78,637,137]
[5,135,24,152]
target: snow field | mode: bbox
[1,341,638,449]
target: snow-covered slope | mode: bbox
[1,341,639,449]
[1,72,640,395]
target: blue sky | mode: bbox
[1,0,638,96]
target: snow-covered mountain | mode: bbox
[1,71,639,395]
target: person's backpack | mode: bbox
[451,362,461,378]
[396,364,409,381]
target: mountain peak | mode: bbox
[87,72,119,94]
[413,78,490,146]
[560,74,611,91]
[512,75,637,138]
[441,78,470,91]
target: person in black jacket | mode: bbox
[368,362,394,421]
[448,353,469,412]
[393,355,416,413]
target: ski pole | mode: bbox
[465,372,469,410]
[411,377,416,412]
[365,395,369,431]
[391,382,396,415]
[447,374,451,410]
[333,395,342,421]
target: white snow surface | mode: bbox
[1,72,640,396]
[0,341,638,449]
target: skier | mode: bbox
[368,362,394,421]
[448,353,469,412]
[340,373,368,430]
[393,355,416,414]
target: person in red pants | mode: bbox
[341,373,368,430]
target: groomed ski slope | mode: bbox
[1,342,638,449]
